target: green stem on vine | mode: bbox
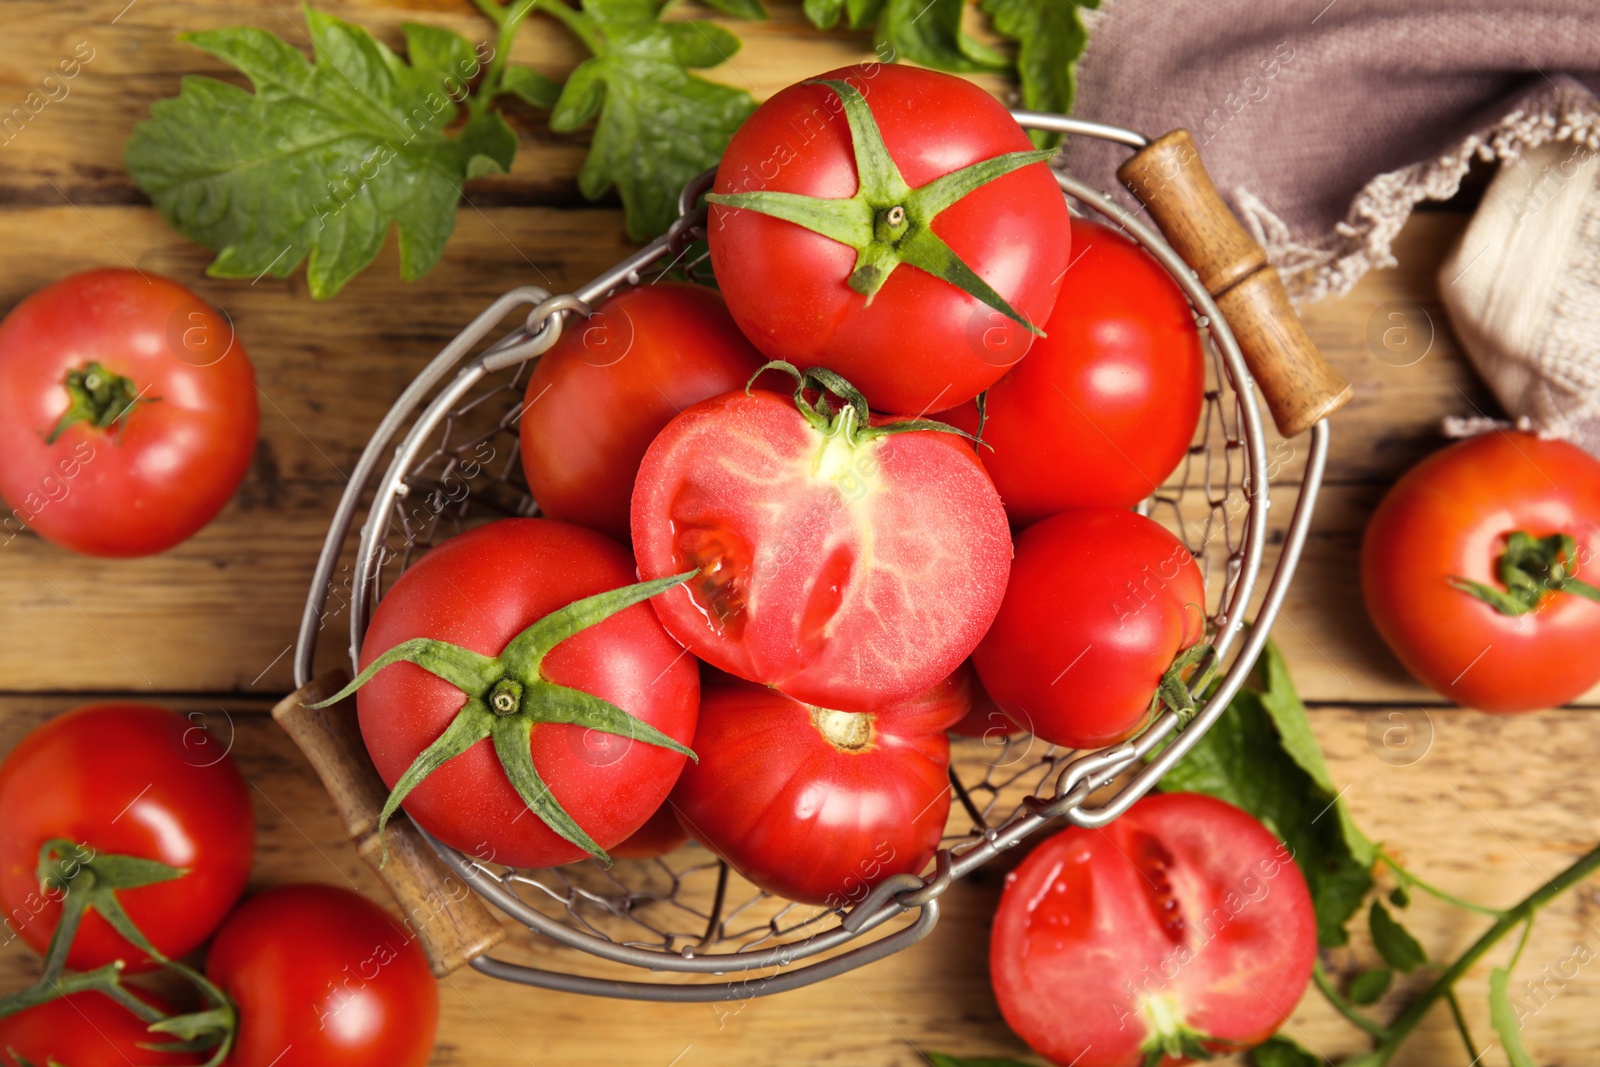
[1364,842,1600,1065]
[1444,989,1479,1062]
[532,0,602,52]
[1311,961,1391,1041]
[1379,850,1507,919]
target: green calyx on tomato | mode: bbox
[1448,530,1600,615]
[755,361,979,450]
[1137,1002,1223,1067]
[1157,641,1217,725]
[0,841,238,1066]
[705,79,1054,334]
[45,361,158,444]
[314,573,699,863]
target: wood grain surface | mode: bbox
[3,2,1598,1066]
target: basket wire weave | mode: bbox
[291,111,1331,1000]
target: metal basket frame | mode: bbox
[291,111,1331,1001]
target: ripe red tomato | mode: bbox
[973,509,1206,749]
[1362,431,1600,712]
[670,675,951,907]
[707,64,1071,415]
[0,703,253,973]
[991,793,1316,1067]
[518,283,767,542]
[0,991,201,1067]
[356,519,699,869]
[0,269,257,557]
[205,884,438,1067]
[631,383,1011,711]
[945,218,1205,522]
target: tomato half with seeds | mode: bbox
[631,372,1012,711]
[945,218,1205,523]
[1362,430,1600,712]
[707,64,1071,415]
[518,282,767,542]
[973,509,1206,749]
[0,703,253,973]
[991,793,1316,1067]
[670,674,952,907]
[205,884,437,1067]
[352,519,699,869]
[0,269,258,557]
[0,991,200,1067]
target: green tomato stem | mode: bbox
[1311,960,1392,1041]
[1379,850,1507,919]
[1363,841,1600,1064]
[1444,988,1480,1063]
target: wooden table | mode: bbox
[4,3,1598,1064]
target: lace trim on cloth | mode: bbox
[1232,78,1600,306]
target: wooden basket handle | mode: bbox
[272,671,507,977]
[1116,129,1352,438]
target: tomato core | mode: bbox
[47,361,150,443]
[811,707,874,751]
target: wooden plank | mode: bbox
[3,698,1597,1065]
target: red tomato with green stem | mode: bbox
[0,991,201,1067]
[328,518,700,869]
[631,365,1012,712]
[0,269,257,557]
[0,703,253,973]
[518,282,768,542]
[205,884,437,1067]
[973,509,1207,750]
[991,793,1316,1067]
[1362,430,1600,712]
[707,64,1071,415]
[945,218,1205,523]
[670,674,953,907]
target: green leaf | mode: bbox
[1489,968,1536,1067]
[125,9,512,299]
[460,109,518,180]
[1157,642,1375,947]
[980,0,1098,148]
[1369,902,1426,972]
[697,0,769,19]
[804,0,887,32]
[1389,885,1410,908]
[876,0,1008,73]
[1347,968,1393,1006]
[501,64,563,108]
[921,1053,1036,1067]
[1246,1036,1321,1067]
[552,0,756,240]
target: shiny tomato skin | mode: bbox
[608,801,689,860]
[632,388,1012,712]
[945,219,1205,522]
[518,283,767,542]
[991,793,1315,1067]
[973,509,1206,749]
[670,676,951,907]
[356,519,699,869]
[0,269,258,557]
[205,884,438,1067]
[1362,431,1600,712]
[0,703,253,973]
[708,64,1071,416]
[0,991,201,1067]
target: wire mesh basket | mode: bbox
[276,110,1348,1000]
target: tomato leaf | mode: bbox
[501,64,564,108]
[1157,641,1374,947]
[1245,1036,1322,1067]
[804,0,885,31]
[980,0,1098,148]
[1368,901,1426,972]
[1489,967,1537,1067]
[548,1,757,241]
[697,0,770,19]
[125,10,508,300]
[1347,967,1393,1005]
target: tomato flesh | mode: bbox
[1363,430,1600,712]
[991,793,1316,1067]
[632,389,1012,711]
